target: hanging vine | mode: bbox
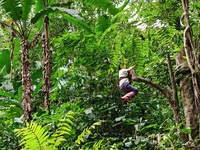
[181,0,200,108]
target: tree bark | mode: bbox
[42,15,51,112]
[21,39,33,123]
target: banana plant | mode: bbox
[33,0,81,112]
[1,0,37,122]
[0,0,81,122]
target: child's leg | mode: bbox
[121,92,135,100]
[126,84,139,95]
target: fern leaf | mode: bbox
[65,118,74,125]
[65,111,74,119]
[32,122,38,132]
[60,126,71,132]
[75,122,101,145]
[54,137,66,148]
[15,111,74,149]
[57,123,72,130]
[39,132,50,144]
[15,122,49,149]
[36,127,45,139]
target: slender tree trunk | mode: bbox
[20,24,42,123]
[166,53,188,142]
[42,15,51,112]
[21,38,33,123]
[10,22,15,83]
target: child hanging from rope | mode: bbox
[118,62,139,103]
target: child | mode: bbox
[118,62,139,103]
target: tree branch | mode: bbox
[166,54,178,102]
[131,70,172,103]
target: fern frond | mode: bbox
[15,111,74,149]
[93,139,104,150]
[47,111,74,149]
[15,121,49,149]
[75,122,101,145]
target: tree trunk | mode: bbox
[42,15,51,112]
[175,48,199,141]
[166,53,188,142]
[180,0,200,140]
[21,38,33,123]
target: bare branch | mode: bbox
[131,70,172,103]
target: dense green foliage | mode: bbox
[0,0,199,149]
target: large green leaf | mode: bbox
[95,15,111,32]
[20,0,34,22]
[13,38,21,70]
[0,66,7,78]
[76,0,119,15]
[0,91,18,100]
[31,6,94,33]
[2,0,22,21]
[31,7,81,24]
[18,86,22,100]
[0,49,11,73]
[33,81,43,98]
[63,14,94,34]
[35,0,44,31]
